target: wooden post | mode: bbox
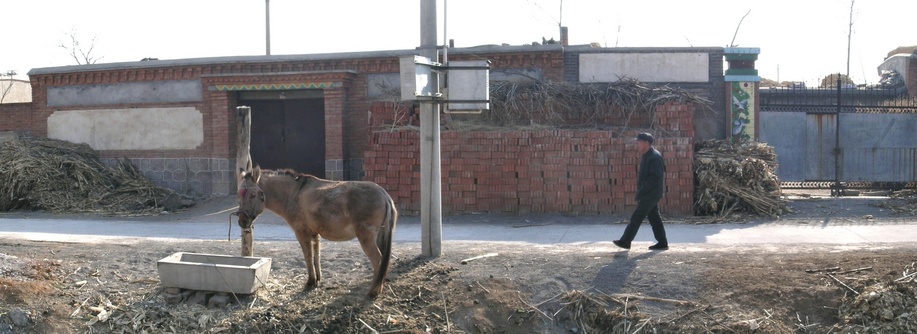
[241,224,254,257]
[237,106,254,256]
[236,106,253,183]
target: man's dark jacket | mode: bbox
[636,147,665,202]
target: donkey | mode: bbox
[237,165,397,298]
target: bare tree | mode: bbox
[1,83,11,104]
[59,28,103,65]
[1,71,16,104]
[729,9,751,47]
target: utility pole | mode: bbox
[265,0,271,56]
[419,0,442,258]
[846,0,854,80]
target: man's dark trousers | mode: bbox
[619,199,667,245]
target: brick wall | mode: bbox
[20,47,717,199]
[0,103,33,133]
[365,102,695,216]
[475,51,566,82]
[564,47,726,140]
[100,157,234,198]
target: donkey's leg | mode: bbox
[293,229,318,288]
[311,235,322,283]
[356,229,383,276]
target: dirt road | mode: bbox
[1,192,915,333]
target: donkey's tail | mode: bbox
[370,192,397,298]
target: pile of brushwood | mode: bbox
[693,139,789,217]
[0,137,190,215]
[454,79,713,129]
[375,79,713,135]
[830,262,917,333]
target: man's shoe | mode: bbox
[648,243,669,250]
[612,240,631,250]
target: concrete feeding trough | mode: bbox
[157,252,271,294]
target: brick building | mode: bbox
[1,44,731,215]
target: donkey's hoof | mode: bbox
[367,290,381,299]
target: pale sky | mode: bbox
[3,0,914,86]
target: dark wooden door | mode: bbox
[244,98,326,178]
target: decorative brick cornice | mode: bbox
[31,59,381,88]
[475,52,564,69]
[202,71,356,90]
[34,67,204,86]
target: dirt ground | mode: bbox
[1,191,916,333]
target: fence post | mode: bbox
[833,76,842,196]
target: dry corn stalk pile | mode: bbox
[694,139,789,217]
[0,137,184,215]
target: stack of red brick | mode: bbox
[364,102,695,216]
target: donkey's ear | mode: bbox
[252,165,262,182]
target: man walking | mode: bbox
[614,132,669,250]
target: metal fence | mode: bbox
[761,85,916,113]
[759,79,917,192]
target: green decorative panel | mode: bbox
[215,82,333,91]
[726,69,759,76]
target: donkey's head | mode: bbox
[237,165,265,224]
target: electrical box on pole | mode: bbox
[399,55,442,101]
[399,56,491,109]
[445,60,490,113]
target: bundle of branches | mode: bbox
[694,139,788,217]
[475,78,712,129]
[0,137,187,215]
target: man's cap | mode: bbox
[636,132,654,144]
